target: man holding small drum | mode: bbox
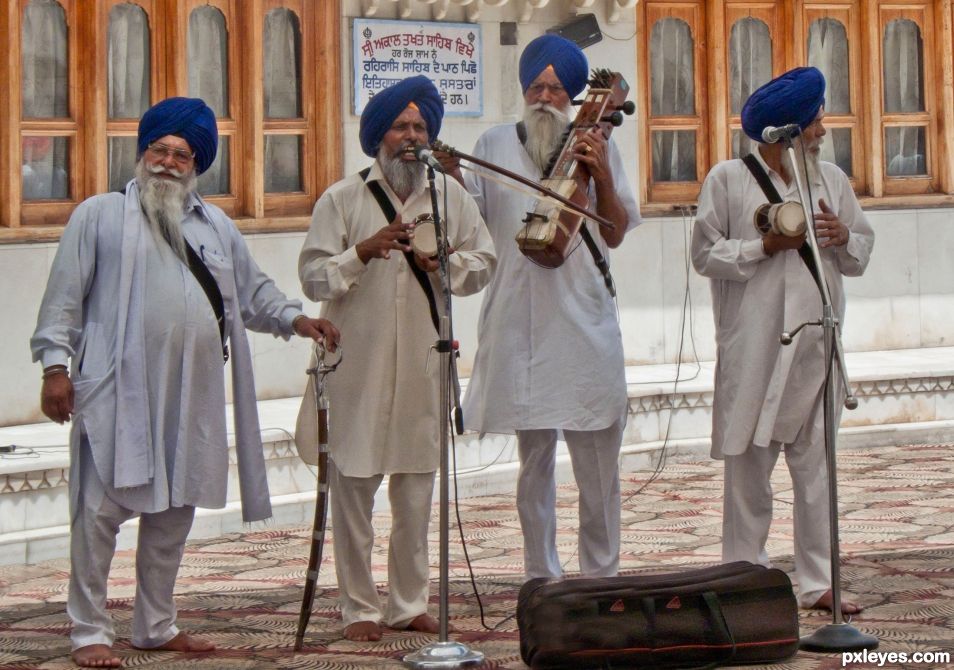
[691,66,874,614]
[298,76,494,642]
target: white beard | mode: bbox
[782,136,823,186]
[135,159,197,263]
[377,145,425,201]
[522,102,571,173]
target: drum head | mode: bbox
[775,201,806,237]
[411,215,437,258]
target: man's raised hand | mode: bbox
[355,215,414,263]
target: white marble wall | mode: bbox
[8,208,952,427]
[3,1,954,428]
[615,208,954,365]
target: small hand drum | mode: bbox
[754,201,807,237]
[410,213,437,258]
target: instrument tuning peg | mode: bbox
[601,111,624,127]
[618,101,636,115]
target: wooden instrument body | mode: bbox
[516,72,630,268]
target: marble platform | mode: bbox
[1,346,952,566]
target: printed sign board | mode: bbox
[353,18,482,117]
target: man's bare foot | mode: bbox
[133,632,215,653]
[808,590,864,615]
[402,613,456,634]
[71,644,122,668]
[344,621,382,642]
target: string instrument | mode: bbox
[517,69,634,268]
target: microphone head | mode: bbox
[761,123,801,144]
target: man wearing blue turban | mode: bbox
[691,67,874,614]
[32,97,339,667]
[440,34,641,583]
[300,77,494,642]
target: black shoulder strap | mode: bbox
[516,121,527,146]
[360,168,440,332]
[742,153,782,203]
[742,153,819,283]
[184,242,229,362]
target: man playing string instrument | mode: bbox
[299,76,494,642]
[442,35,641,581]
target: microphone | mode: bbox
[761,123,801,144]
[411,145,445,172]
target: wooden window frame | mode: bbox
[15,0,84,228]
[172,0,241,215]
[796,2,867,193]
[870,2,938,196]
[721,2,788,162]
[638,1,710,205]
[637,0,954,213]
[91,0,167,196]
[257,0,317,219]
[0,0,341,241]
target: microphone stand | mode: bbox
[775,130,877,653]
[403,166,484,669]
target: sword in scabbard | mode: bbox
[294,341,342,651]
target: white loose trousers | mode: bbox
[69,438,195,650]
[328,462,435,627]
[722,391,832,607]
[516,418,624,580]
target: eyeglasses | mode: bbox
[147,142,195,164]
[527,82,566,96]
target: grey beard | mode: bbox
[377,147,425,200]
[782,137,823,186]
[523,102,571,173]
[135,159,197,263]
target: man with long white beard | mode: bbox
[31,97,339,668]
[299,76,494,642]
[691,67,874,614]
[444,35,640,581]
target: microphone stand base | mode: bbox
[403,640,485,669]
[800,623,879,653]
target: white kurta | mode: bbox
[691,152,874,458]
[31,185,304,517]
[461,124,641,433]
[298,162,495,478]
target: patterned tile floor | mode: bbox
[2,444,954,669]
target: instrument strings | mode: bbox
[458,163,576,215]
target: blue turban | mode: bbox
[519,34,589,99]
[741,67,826,142]
[359,76,444,157]
[137,97,218,174]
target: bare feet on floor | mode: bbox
[344,621,383,642]
[808,590,864,615]
[71,644,122,668]
[133,632,216,653]
[402,613,456,634]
